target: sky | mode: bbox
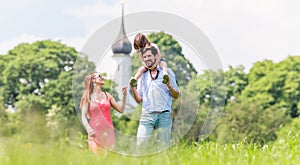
[1,0,300,73]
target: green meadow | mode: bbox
[1,131,299,165]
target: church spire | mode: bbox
[111,2,132,55]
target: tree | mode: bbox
[15,95,49,142]
[247,60,275,85]
[0,40,96,138]
[279,56,300,118]
[215,98,290,144]
[225,65,248,103]
[0,40,79,107]
[0,96,8,135]
[196,69,227,108]
[172,76,200,142]
[242,56,300,118]
[276,116,300,144]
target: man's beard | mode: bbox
[146,59,156,68]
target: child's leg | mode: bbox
[130,66,147,87]
[134,66,147,80]
[160,61,170,84]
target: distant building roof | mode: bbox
[111,3,132,55]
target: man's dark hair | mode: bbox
[141,46,158,56]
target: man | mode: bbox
[130,46,179,151]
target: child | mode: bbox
[130,33,169,87]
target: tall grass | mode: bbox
[1,132,299,165]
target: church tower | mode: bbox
[111,3,137,113]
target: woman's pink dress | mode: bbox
[88,93,114,149]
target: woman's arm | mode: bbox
[81,103,95,136]
[109,86,127,113]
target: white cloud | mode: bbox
[1,0,300,72]
[63,0,121,18]
[55,34,92,52]
[63,0,121,33]
[0,34,43,54]
[61,0,300,72]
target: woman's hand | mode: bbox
[122,86,127,96]
[88,128,96,137]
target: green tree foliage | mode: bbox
[215,98,290,144]
[131,32,197,86]
[1,40,78,107]
[276,116,300,144]
[242,56,300,118]
[183,63,295,143]
[0,96,8,135]
[225,65,248,103]
[0,40,95,138]
[194,69,227,109]
[15,95,49,142]
[195,65,247,107]
[247,60,275,84]
[112,106,140,136]
[180,71,226,142]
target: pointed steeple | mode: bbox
[111,2,132,55]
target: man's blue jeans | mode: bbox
[136,111,172,151]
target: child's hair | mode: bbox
[133,33,151,51]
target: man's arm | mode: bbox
[166,82,179,99]
[130,84,142,104]
[166,69,179,99]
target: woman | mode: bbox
[130,33,169,87]
[80,71,127,154]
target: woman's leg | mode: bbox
[88,139,99,154]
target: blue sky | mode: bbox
[1,0,300,72]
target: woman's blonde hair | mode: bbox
[80,71,98,108]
